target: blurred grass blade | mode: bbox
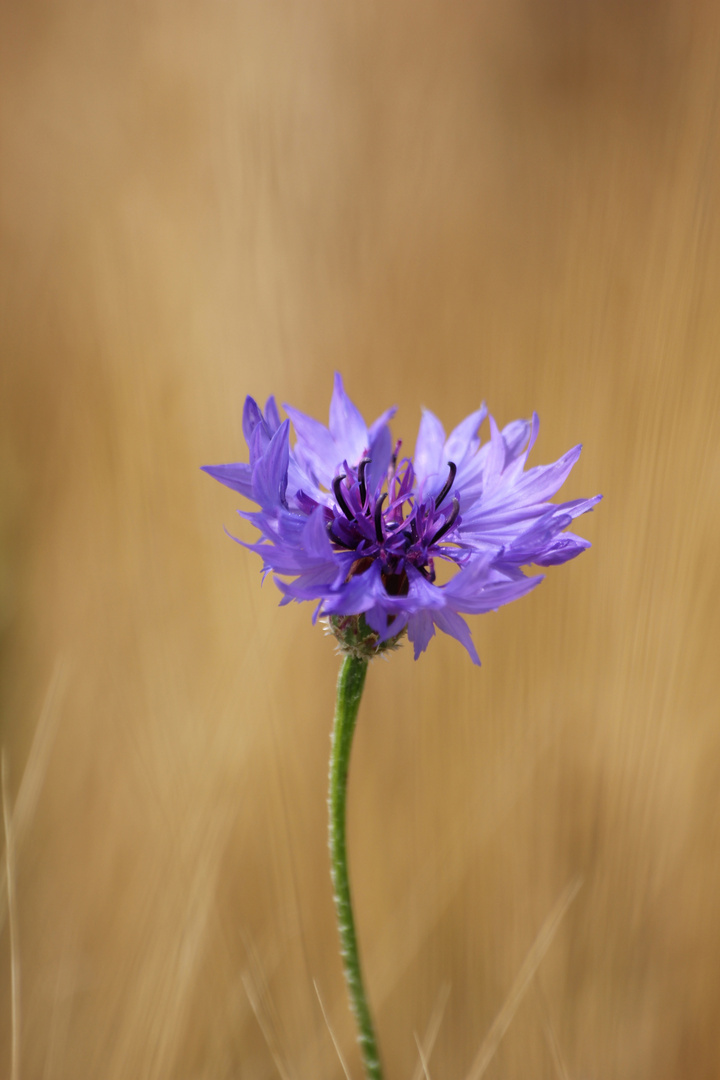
[465,878,582,1080]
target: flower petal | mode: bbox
[509,444,583,504]
[368,405,398,445]
[444,405,487,465]
[532,534,591,566]
[445,566,543,615]
[283,404,338,488]
[433,609,480,665]
[264,395,282,432]
[483,415,508,487]
[201,462,253,498]
[242,396,265,446]
[252,420,290,510]
[367,422,393,495]
[328,372,370,466]
[414,409,446,490]
[302,506,335,560]
[407,610,436,659]
[500,417,532,465]
[321,560,385,616]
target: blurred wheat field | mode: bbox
[2,2,720,1077]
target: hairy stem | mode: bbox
[329,654,383,1080]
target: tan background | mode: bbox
[2,2,720,1078]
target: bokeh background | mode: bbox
[2,2,720,1078]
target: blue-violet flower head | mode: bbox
[203,374,601,664]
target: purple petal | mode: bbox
[484,415,507,485]
[531,534,591,566]
[249,418,271,467]
[558,493,603,518]
[496,494,601,567]
[407,610,436,659]
[301,506,335,560]
[252,420,290,509]
[500,418,532,464]
[360,603,409,643]
[525,412,540,460]
[367,422,393,494]
[368,405,398,445]
[321,561,384,616]
[444,406,487,464]
[274,563,343,600]
[242,396,265,445]
[376,610,409,642]
[433,609,481,665]
[405,565,446,610]
[264,396,282,432]
[283,403,338,487]
[414,409,446,489]
[201,462,254,499]
[362,605,387,636]
[445,569,543,615]
[510,444,582,503]
[329,372,369,466]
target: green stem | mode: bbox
[329,654,383,1080]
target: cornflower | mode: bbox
[203,373,600,664]
[203,374,600,1079]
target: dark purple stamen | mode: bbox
[374,492,387,542]
[327,525,347,547]
[435,461,457,509]
[333,474,355,521]
[429,497,460,545]
[358,457,372,508]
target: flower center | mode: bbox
[327,455,463,588]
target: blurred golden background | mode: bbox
[2,2,720,1077]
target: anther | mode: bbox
[435,461,457,509]
[358,456,372,508]
[429,497,460,545]
[332,475,355,521]
[328,523,356,549]
[374,492,387,543]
